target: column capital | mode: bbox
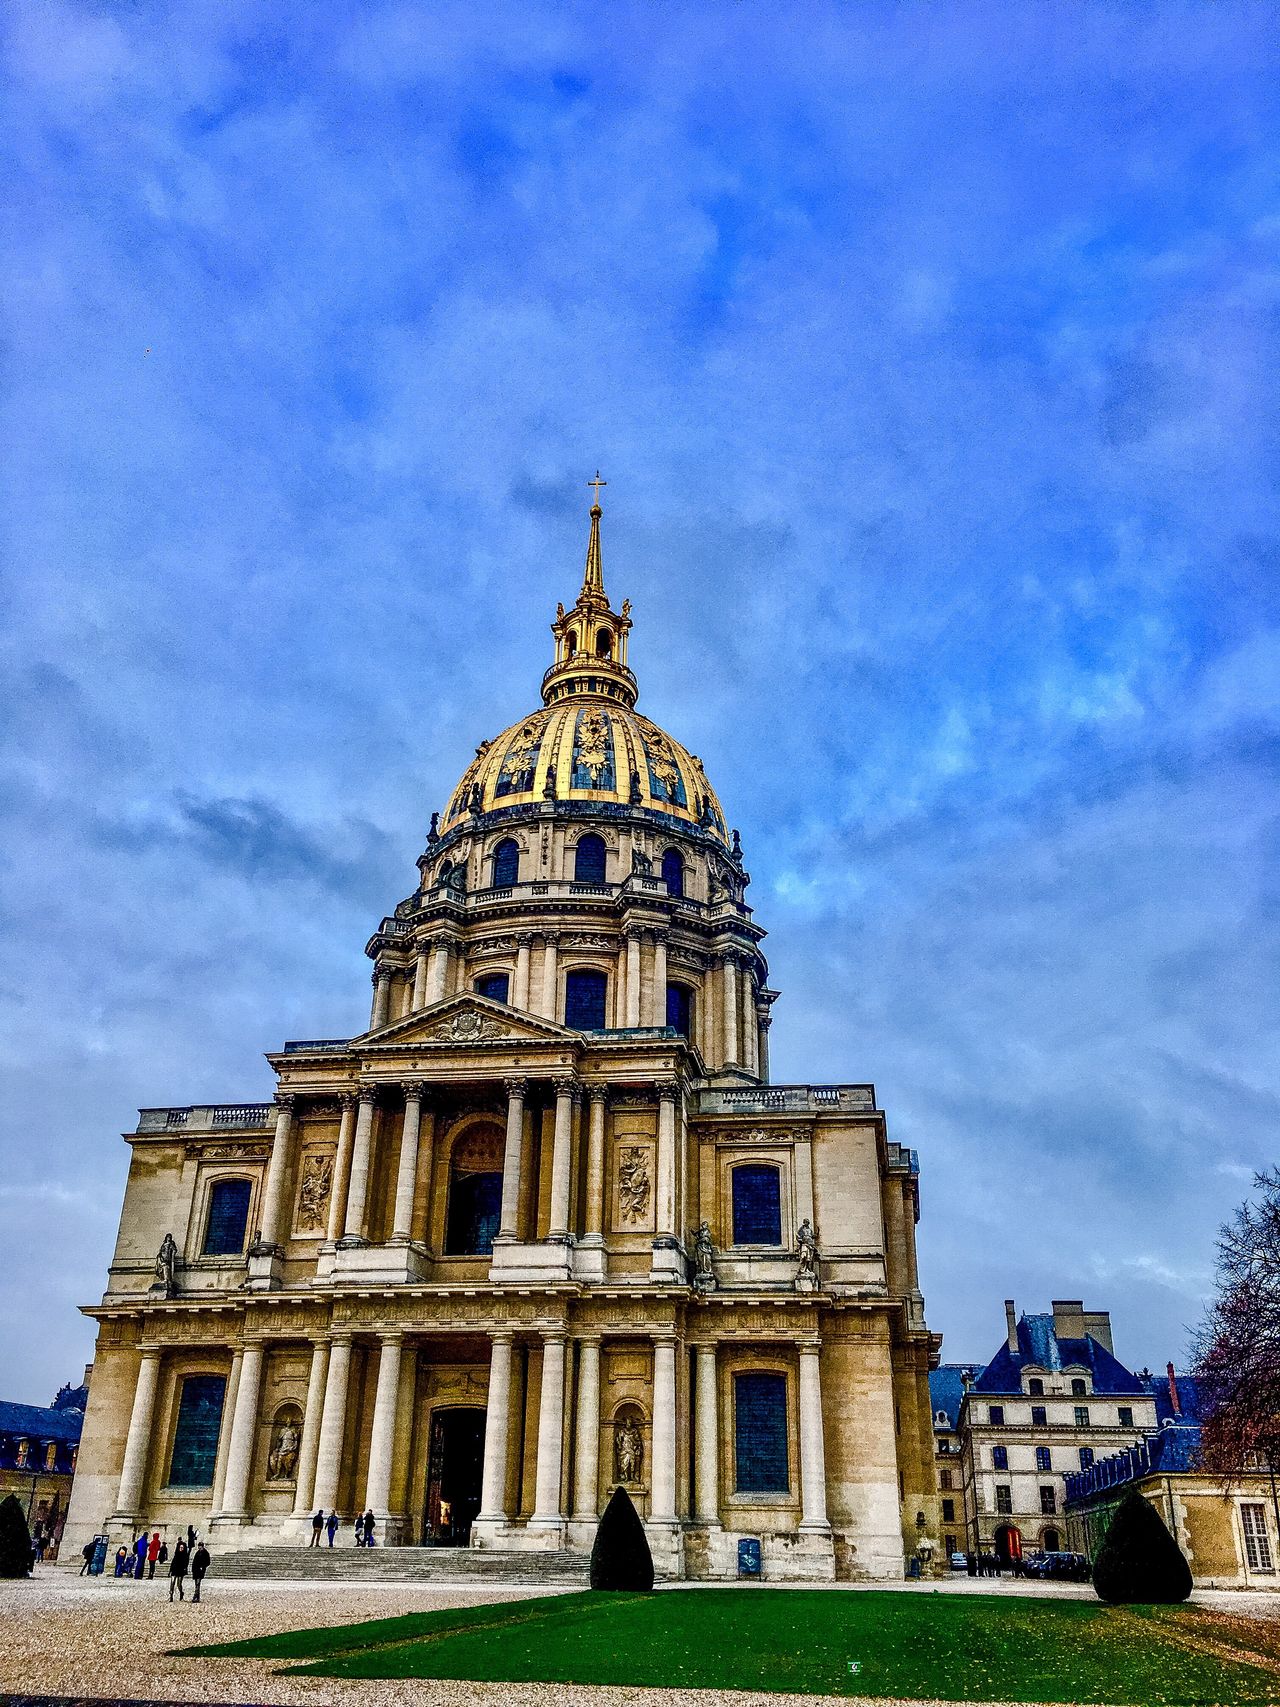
[539,928,561,946]
[328,1329,354,1347]
[503,1075,530,1100]
[552,1075,579,1101]
[372,965,393,986]
[355,1084,379,1106]
[516,931,534,947]
[401,1080,427,1102]
[575,1330,603,1346]
[337,1089,358,1111]
[136,1342,164,1358]
[274,1091,299,1112]
[541,1328,567,1348]
[378,1329,405,1348]
[585,1083,609,1105]
[623,922,644,942]
[651,1330,679,1350]
[649,924,670,944]
[797,1335,823,1354]
[655,1079,681,1103]
[758,1013,773,1032]
[489,1327,516,1346]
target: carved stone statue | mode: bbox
[796,1218,819,1291]
[692,1220,717,1291]
[153,1232,178,1297]
[614,1415,644,1485]
[267,1417,301,1481]
[629,769,643,804]
[631,845,652,875]
[296,1153,333,1232]
[616,1147,651,1225]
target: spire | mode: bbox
[581,471,606,602]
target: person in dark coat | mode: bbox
[363,1509,376,1549]
[309,1508,324,1547]
[133,1531,148,1579]
[80,1541,95,1576]
[190,1542,210,1602]
[186,1524,197,1550]
[168,1538,190,1600]
[354,1512,365,1547]
[325,1510,338,1547]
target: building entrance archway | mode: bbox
[424,1407,486,1546]
[994,1523,1023,1565]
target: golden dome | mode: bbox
[437,482,729,846]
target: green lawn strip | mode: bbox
[173,1589,593,1660]
[287,1587,1280,1704]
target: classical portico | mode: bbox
[66,489,940,1579]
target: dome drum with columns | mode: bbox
[63,483,941,1585]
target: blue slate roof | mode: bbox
[0,1401,84,1443]
[972,1313,1146,1397]
[929,1364,972,1430]
[1146,1369,1203,1425]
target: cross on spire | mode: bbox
[587,470,606,511]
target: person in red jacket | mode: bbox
[146,1532,162,1579]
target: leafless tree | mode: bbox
[1195,1167,1280,1473]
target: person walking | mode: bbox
[146,1531,162,1579]
[363,1509,376,1549]
[186,1524,197,1550]
[168,1538,189,1601]
[325,1511,338,1547]
[80,1540,95,1576]
[133,1530,148,1579]
[190,1541,210,1602]
[309,1508,324,1547]
[354,1512,365,1547]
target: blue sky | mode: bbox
[3,1,1278,1401]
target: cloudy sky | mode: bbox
[3,1,1277,1402]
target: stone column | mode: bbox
[694,1342,720,1524]
[650,1335,677,1523]
[572,1336,602,1522]
[530,1332,568,1530]
[113,1346,161,1520]
[650,929,669,1027]
[798,1339,830,1531]
[311,1334,352,1512]
[340,1088,377,1244]
[721,954,739,1065]
[210,1348,244,1515]
[325,1094,358,1244]
[582,1087,607,1240]
[547,1079,577,1238]
[625,928,642,1026]
[413,947,430,1009]
[540,931,559,1020]
[291,1339,331,1516]
[363,1332,404,1523]
[758,1011,772,1083]
[476,1331,514,1526]
[427,937,451,1004]
[255,1094,297,1252]
[497,1077,528,1240]
[219,1340,265,1518]
[655,1081,679,1239]
[514,934,532,1010]
[741,972,758,1076]
[371,967,392,1030]
[390,1083,425,1242]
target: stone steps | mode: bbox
[210,1544,592,1585]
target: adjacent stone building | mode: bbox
[0,1374,89,1556]
[64,492,940,1579]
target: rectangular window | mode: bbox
[1031,1405,1047,1426]
[732,1165,783,1246]
[1242,1504,1274,1571]
[734,1372,789,1493]
[995,1484,1012,1514]
[992,1445,1008,1470]
[942,1499,956,1522]
[1079,1447,1095,1469]
[988,1405,1004,1425]
[475,972,510,1003]
[167,1374,227,1488]
[944,1532,957,1556]
[564,968,607,1029]
[1036,1446,1052,1472]
[666,982,692,1039]
[1074,1406,1090,1428]
[1040,1485,1057,1515]
[1118,1406,1134,1427]
[939,1467,952,1490]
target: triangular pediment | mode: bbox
[354,992,579,1051]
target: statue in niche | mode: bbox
[692,1220,717,1291]
[267,1414,301,1481]
[296,1153,333,1232]
[614,1415,644,1485]
[796,1219,819,1291]
[631,844,652,875]
[153,1232,178,1297]
[617,1147,651,1225]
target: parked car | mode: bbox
[949,1552,968,1571]
[1025,1550,1090,1582]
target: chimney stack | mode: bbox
[1167,1361,1181,1417]
[1005,1299,1018,1354]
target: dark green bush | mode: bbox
[1092,1489,1192,1603]
[590,1486,654,1591]
[0,1494,34,1579]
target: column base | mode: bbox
[329,1242,428,1284]
[372,1512,408,1547]
[567,1516,600,1550]
[524,1517,568,1546]
[572,1237,607,1282]
[470,1516,518,1549]
[489,1240,573,1284]
[210,1512,253,1534]
[649,1237,686,1284]
[644,1519,685,1577]
[245,1248,283,1289]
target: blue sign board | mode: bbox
[738,1537,762,1577]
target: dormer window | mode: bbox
[1028,1377,1044,1396]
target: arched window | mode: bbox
[734,1371,789,1492]
[566,631,578,656]
[203,1178,252,1256]
[565,968,607,1029]
[167,1374,227,1488]
[490,838,519,887]
[1028,1377,1044,1396]
[732,1163,782,1246]
[1042,1527,1061,1553]
[666,982,692,1039]
[475,972,510,1004]
[574,833,607,884]
[595,629,613,658]
[661,847,684,897]
[444,1129,504,1256]
[1071,1377,1087,1397]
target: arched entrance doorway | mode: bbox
[424,1407,486,1546]
[994,1523,1023,1566]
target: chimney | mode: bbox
[1005,1299,1018,1354]
[1167,1361,1181,1417]
[1052,1300,1086,1343]
[1082,1310,1113,1353]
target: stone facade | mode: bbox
[65,493,941,1579]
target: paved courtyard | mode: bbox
[3,1567,1279,1707]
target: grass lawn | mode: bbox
[182,1586,1280,1704]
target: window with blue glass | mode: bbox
[992,1444,1008,1469]
[666,982,692,1039]
[202,1178,252,1256]
[475,972,510,1004]
[573,833,607,884]
[1079,1446,1094,1469]
[661,847,684,897]
[988,1405,1005,1425]
[444,1131,504,1255]
[167,1374,226,1487]
[1036,1446,1052,1471]
[565,968,607,1030]
[734,1371,789,1492]
[731,1164,782,1246]
[490,838,520,887]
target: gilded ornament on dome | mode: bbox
[572,708,615,790]
[495,718,545,797]
[641,726,686,806]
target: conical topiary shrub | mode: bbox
[590,1486,655,1591]
[0,1494,34,1579]
[1092,1489,1192,1603]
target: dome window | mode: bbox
[661,847,684,897]
[490,838,520,888]
[574,833,607,884]
[666,982,693,1039]
[596,630,613,658]
[566,631,578,656]
[565,968,608,1030]
[475,972,510,1004]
